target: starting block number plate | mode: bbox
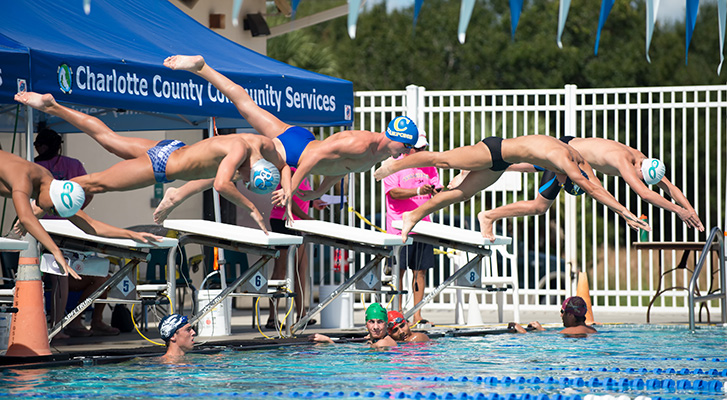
[456,263,482,288]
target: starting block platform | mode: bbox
[288,220,411,333]
[162,219,303,335]
[393,220,519,323]
[0,238,28,251]
[39,220,178,340]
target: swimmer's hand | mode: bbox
[624,213,650,232]
[308,333,334,344]
[678,208,705,232]
[296,188,317,202]
[127,231,164,245]
[250,208,269,235]
[312,199,328,211]
[271,188,287,208]
[51,249,82,280]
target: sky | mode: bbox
[377,0,688,23]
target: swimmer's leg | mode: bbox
[375,142,492,180]
[164,55,289,138]
[478,195,555,240]
[15,92,156,159]
[400,169,501,242]
[154,179,214,224]
[73,158,157,194]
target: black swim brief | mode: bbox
[481,136,512,171]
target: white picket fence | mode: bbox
[309,84,727,318]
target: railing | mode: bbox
[308,84,726,318]
[688,227,726,332]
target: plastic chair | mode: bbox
[202,247,249,288]
[139,246,197,316]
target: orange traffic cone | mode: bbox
[6,256,51,357]
[577,271,596,325]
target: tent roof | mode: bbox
[0,0,353,131]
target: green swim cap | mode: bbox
[365,303,388,322]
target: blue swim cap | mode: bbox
[562,169,589,196]
[159,314,188,341]
[386,116,418,146]
[247,159,281,195]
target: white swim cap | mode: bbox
[641,158,665,185]
[49,179,85,217]
[247,159,281,194]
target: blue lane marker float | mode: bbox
[386,376,724,393]
[215,391,727,400]
[523,367,727,377]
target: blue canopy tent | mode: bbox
[0,0,353,134]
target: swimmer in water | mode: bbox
[386,310,429,343]
[309,303,397,348]
[159,314,196,361]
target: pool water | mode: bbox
[1,325,726,399]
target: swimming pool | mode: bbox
[1,325,725,399]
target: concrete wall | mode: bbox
[169,0,268,55]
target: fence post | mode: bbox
[564,84,579,296]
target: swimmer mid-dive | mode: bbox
[15,91,291,234]
[478,136,703,240]
[373,135,650,242]
[0,150,161,279]
[154,55,417,224]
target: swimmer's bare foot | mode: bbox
[14,91,57,113]
[153,187,180,224]
[163,55,205,73]
[373,158,395,181]
[477,210,497,241]
[400,211,418,243]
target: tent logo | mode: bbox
[57,63,73,94]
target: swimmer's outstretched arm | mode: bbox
[68,211,162,244]
[154,179,214,224]
[11,189,81,280]
[619,169,704,231]
[562,161,648,232]
[214,148,269,234]
[164,55,288,139]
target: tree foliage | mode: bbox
[273,0,725,90]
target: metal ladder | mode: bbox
[688,227,726,332]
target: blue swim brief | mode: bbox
[146,139,185,183]
[276,126,315,167]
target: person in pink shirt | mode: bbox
[383,132,440,325]
[267,169,324,329]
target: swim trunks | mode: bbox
[481,136,512,171]
[146,139,185,183]
[277,126,315,167]
[537,136,584,200]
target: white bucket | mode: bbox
[0,313,11,354]
[195,289,231,337]
[319,285,353,329]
